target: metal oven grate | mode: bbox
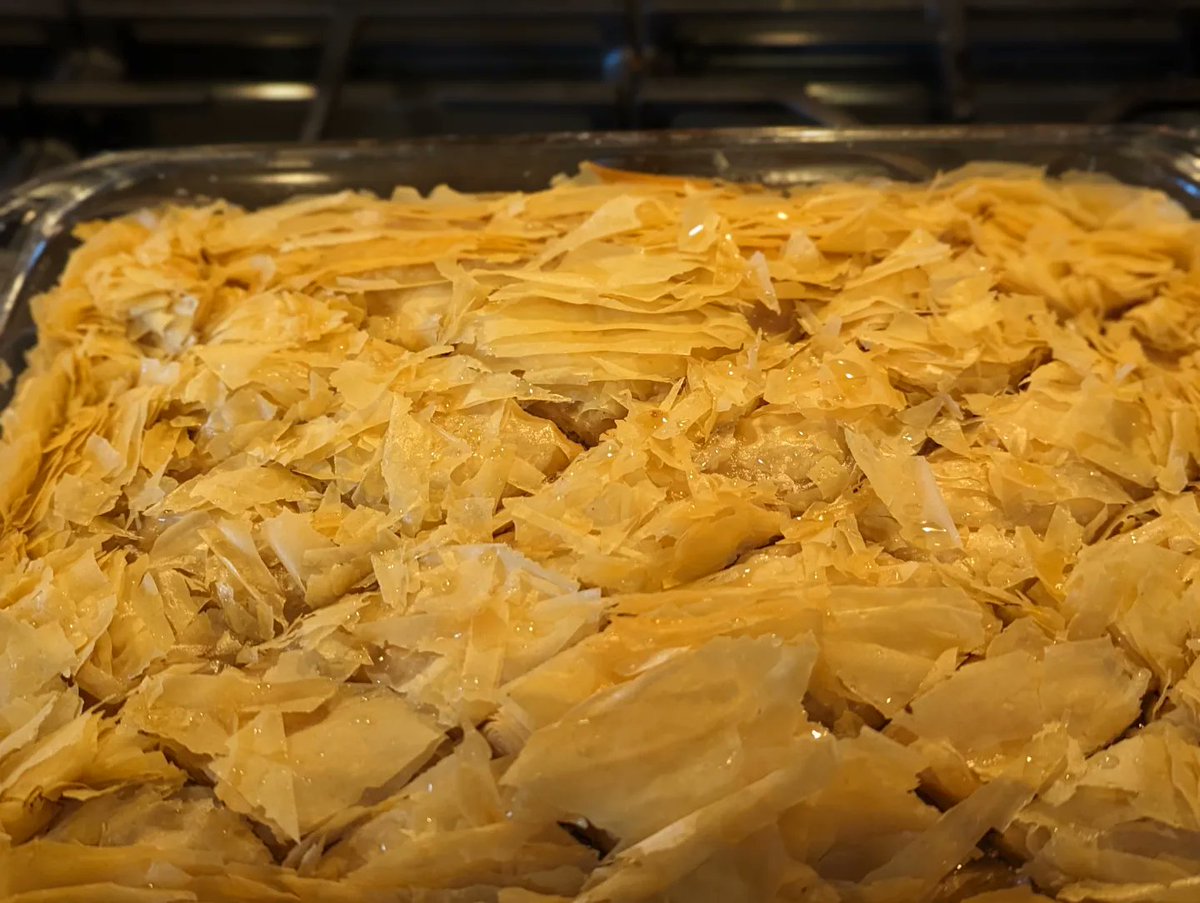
[1,1,1198,188]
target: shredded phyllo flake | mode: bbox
[1,161,1199,901]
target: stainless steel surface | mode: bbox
[1,0,1197,176]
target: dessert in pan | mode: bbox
[0,160,1197,902]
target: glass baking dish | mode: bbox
[1,123,1198,406]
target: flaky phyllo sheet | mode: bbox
[1,160,1200,903]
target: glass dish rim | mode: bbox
[1,122,1196,352]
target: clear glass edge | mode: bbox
[1,123,1197,366]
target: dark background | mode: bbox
[2,0,1198,191]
